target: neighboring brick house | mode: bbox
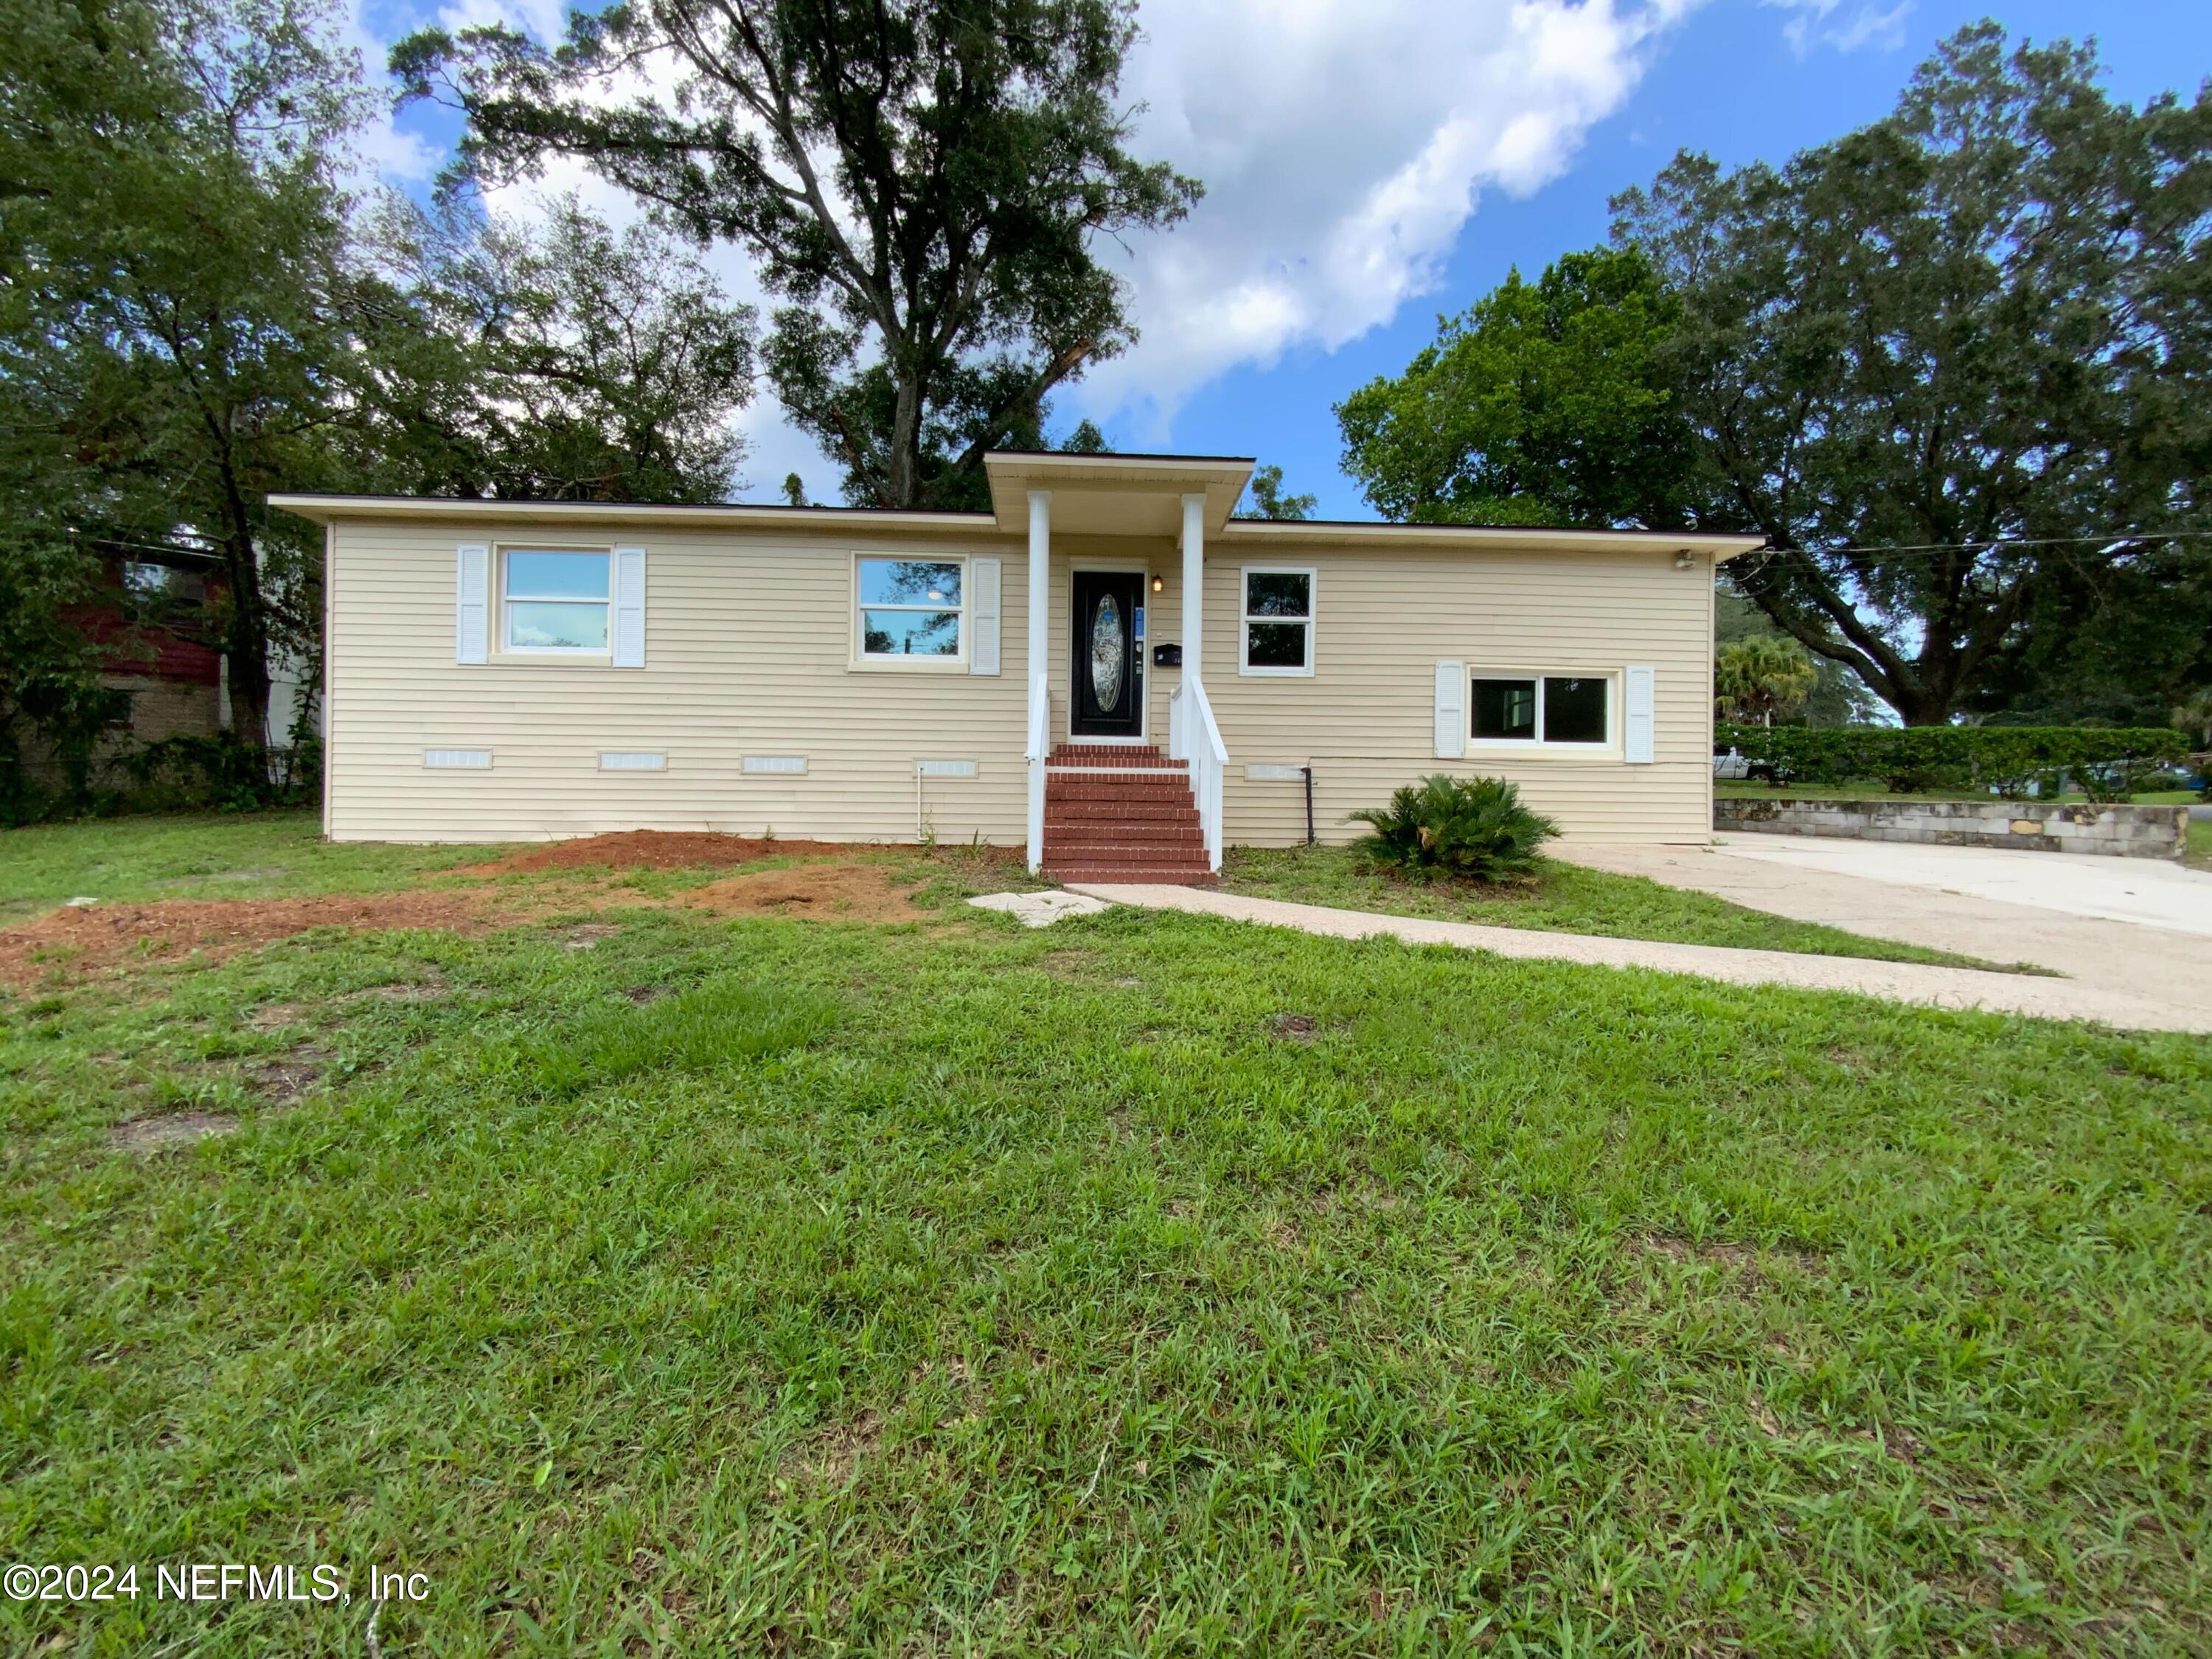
[87,552,230,745]
[15,550,228,790]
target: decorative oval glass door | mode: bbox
[1090,594,1124,713]
[1069,570,1145,738]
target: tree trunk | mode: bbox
[214,464,273,770]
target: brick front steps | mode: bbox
[1042,745,1214,886]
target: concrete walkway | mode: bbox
[1686,833,2212,935]
[1064,881,2212,1034]
[1559,835,2212,1023]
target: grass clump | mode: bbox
[513,975,840,1096]
[1348,773,1558,882]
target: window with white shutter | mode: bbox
[455,545,490,664]
[1433,660,1466,757]
[969,557,1001,675]
[1624,664,1655,763]
[611,546,646,668]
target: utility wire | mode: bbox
[1744,529,2212,559]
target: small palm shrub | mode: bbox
[1349,774,1559,883]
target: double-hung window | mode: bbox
[1471,674,1610,745]
[1240,568,1315,675]
[503,550,611,653]
[857,557,964,661]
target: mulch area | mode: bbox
[3,831,1020,991]
[0,892,509,991]
[676,863,931,923]
[457,830,892,875]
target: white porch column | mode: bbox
[1025,490,1051,872]
[1180,493,1205,681]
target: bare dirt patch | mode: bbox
[111,1112,236,1154]
[1635,1232,1821,1279]
[679,863,928,924]
[248,1001,311,1029]
[244,1046,331,1106]
[338,975,451,1004]
[1269,1013,1320,1043]
[558,923,625,950]
[459,830,893,876]
[0,893,509,991]
[1037,947,1105,979]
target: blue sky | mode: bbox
[356,0,2211,515]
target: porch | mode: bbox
[983,452,1252,884]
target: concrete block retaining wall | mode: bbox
[1715,796,2188,859]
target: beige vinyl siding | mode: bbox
[326,521,1032,844]
[322,515,1717,847]
[1200,540,1717,846]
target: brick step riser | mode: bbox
[1047,774,1194,785]
[1046,799,1198,813]
[1045,847,1211,864]
[1045,871,1216,886]
[1044,836,1203,849]
[1048,754,1186,765]
[1046,827,1205,845]
[1044,810,1203,827]
[1046,810,1201,824]
[1046,847,1206,863]
[1046,783,1198,801]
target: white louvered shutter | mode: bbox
[1434,660,1466,758]
[456,545,490,664]
[969,557,1001,675]
[611,546,646,668]
[1624,664,1655,763]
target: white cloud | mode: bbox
[1762,0,1911,58]
[343,0,1706,483]
[1074,0,1706,433]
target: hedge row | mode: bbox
[1714,723,2190,798]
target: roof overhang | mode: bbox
[982,451,1254,537]
[1218,518,1769,562]
[265,493,995,537]
[267,484,1767,563]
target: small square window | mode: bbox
[1241,568,1315,675]
[503,550,611,653]
[857,557,964,661]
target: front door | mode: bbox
[1070,570,1145,739]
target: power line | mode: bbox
[1747,529,2212,559]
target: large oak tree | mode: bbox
[1340,25,2211,726]
[394,0,1201,510]
[1614,25,2211,725]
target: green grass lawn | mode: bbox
[1220,842,2009,970]
[3,821,2209,1654]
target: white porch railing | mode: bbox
[1025,670,1051,872]
[1168,676,1227,872]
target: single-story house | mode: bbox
[270,452,1762,880]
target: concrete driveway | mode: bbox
[1559,834,2212,1029]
